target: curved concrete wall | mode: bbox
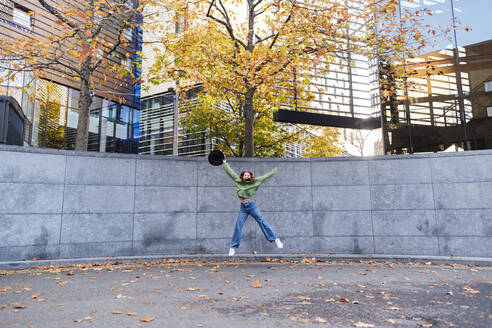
[0,144,491,262]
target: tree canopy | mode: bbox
[146,0,434,157]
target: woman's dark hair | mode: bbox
[240,170,255,182]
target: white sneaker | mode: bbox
[275,238,283,249]
[229,248,235,256]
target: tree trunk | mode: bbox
[75,75,93,151]
[243,89,255,157]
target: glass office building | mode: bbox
[0,0,142,153]
[381,0,492,154]
[139,89,215,156]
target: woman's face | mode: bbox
[242,172,252,181]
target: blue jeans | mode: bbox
[230,200,277,248]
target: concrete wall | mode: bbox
[0,145,490,261]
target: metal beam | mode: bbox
[273,109,381,130]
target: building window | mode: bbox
[123,28,133,41]
[487,106,492,117]
[13,4,31,28]
[0,0,12,20]
[485,80,492,93]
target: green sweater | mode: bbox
[223,162,277,199]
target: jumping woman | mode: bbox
[222,158,283,256]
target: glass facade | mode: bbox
[24,80,140,153]
[381,0,492,154]
[139,90,215,156]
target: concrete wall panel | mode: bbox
[0,214,61,247]
[372,210,437,236]
[313,186,371,211]
[0,151,65,184]
[370,184,434,210]
[311,161,369,186]
[431,155,492,183]
[65,156,135,185]
[0,183,64,214]
[1,145,491,261]
[136,158,196,186]
[135,186,196,213]
[313,211,372,236]
[369,158,431,185]
[63,185,134,214]
[61,213,133,243]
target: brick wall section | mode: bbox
[0,144,490,261]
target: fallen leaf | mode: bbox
[140,317,155,323]
[315,316,327,323]
[353,322,375,327]
[251,280,262,288]
[111,310,123,314]
[340,297,350,303]
[31,294,39,299]
[127,312,138,316]
[387,306,401,311]
[462,286,480,295]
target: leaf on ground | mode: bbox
[74,316,94,323]
[297,296,310,301]
[187,287,200,291]
[127,312,138,316]
[340,297,350,303]
[251,280,262,288]
[315,316,328,323]
[13,304,26,309]
[140,317,155,323]
[57,281,68,286]
[179,305,188,310]
[353,322,375,327]
[31,294,39,299]
[462,286,480,295]
[111,310,123,314]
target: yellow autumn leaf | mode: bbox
[140,317,155,323]
[251,280,262,288]
[353,322,375,328]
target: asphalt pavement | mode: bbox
[1,259,490,327]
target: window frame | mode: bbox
[12,3,32,28]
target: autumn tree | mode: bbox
[302,126,342,157]
[0,0,148,150]
[345,129,371,157]
[180,92,304,157]
[146,0,432,157]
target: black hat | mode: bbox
[208,150,225,166]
